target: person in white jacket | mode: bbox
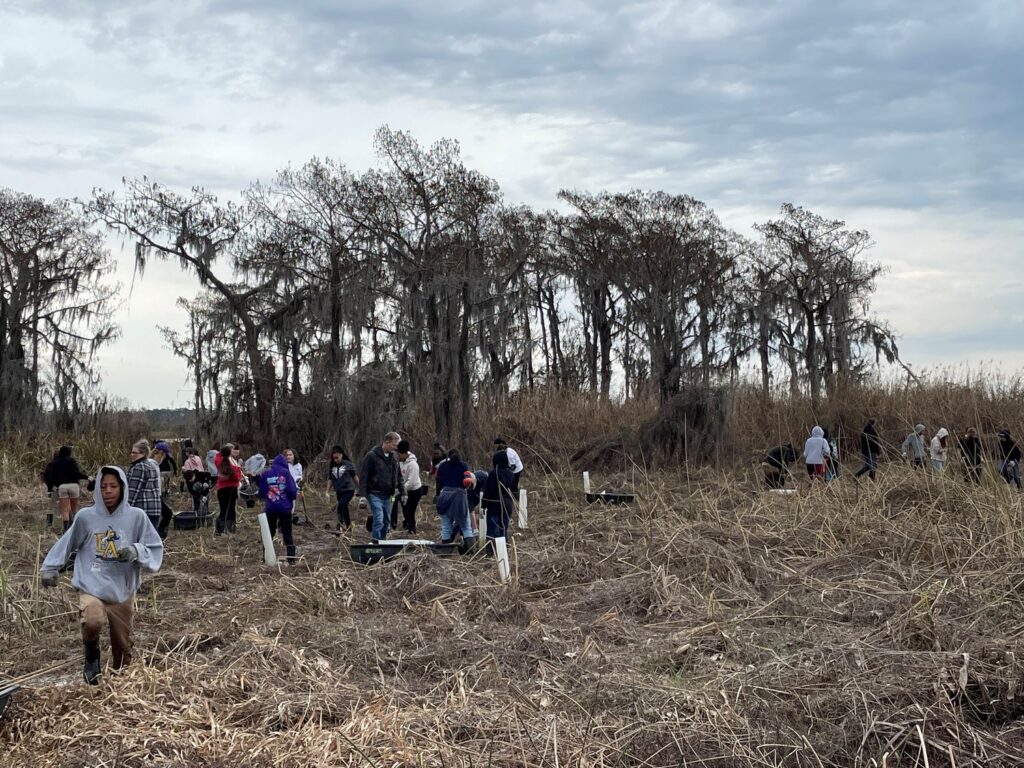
[803,426,832,481]
[392,440,425,535]
[40,466,163,685]
[930,428,949,472]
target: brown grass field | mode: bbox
[3,459,1024,767]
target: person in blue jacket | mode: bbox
[40,466,163,685]
[258,453,299,564]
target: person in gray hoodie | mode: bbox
[901,424,927,469]
[40,466,163,685]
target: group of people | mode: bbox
[37,432,525,687]
[764,421,1024,488]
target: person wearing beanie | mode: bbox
[901,424,927,469]
[40,466,163,685]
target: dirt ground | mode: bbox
[3,470,1024,766]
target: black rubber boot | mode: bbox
[62,519,71,533]
[83,640,101,685]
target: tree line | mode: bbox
[0,127,901,450]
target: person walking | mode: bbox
[45,445,90,532]
[359,432,403,541]
[153,441,177,496]
[126,440,162,532]
[998,429,1022,489]
[393,440,424,535]
[40,466,163,685]
[214,444,242,534]
[483,450,516,541]
[803,426,831,482]
[435,450,475,544]
[901,424,928,469]
[854,420,881,480]
[930,428,949,472]
[327,446,357,532]
[494,438,524,493]
[258,453,299,564]
[958,428,984,483]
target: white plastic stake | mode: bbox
[257,511,277,566]
[495,536,511,583]
[518,489,528,529]
[478,508,487,546]
[583,472,591,494]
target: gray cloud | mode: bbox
[2,0,1022,405]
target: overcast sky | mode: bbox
[2,0,1022,407]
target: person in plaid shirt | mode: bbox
[126,440,162,530]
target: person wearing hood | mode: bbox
[958,428,984,483]
[803,426,831,481]
[392,440,424,535]
[929,428,949,472]
[901,424,927,469]
[45,445,90,532]
[40,466,163,685]
[854,420,881,480]
[483,451,516,540]
[126,440,162,531]
[258,454,299,564]
[762,444,798,489]
[998,429,1022,489]
[359,432,404,541]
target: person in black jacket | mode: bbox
[958,428,984,483]
[998,429,1022,489]
[45,445,90,532]
[854,419,881,480]
[483,451,516,540]
[762,444,797,489]
[359,432,403,541]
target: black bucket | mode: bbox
[0,685,19,720]
[350,541,460,565]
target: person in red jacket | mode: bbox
[214,443,242,535]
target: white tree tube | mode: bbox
[257,511,278,566]
[495,536,511,583]
[583,472,591,494]
[518,489,528,529]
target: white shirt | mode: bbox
[400,453,422,491]
[289,462,303,484]
[505,447,524,474]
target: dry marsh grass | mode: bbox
[3,462,1024,766]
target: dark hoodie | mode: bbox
[860,423,881,456]
[40,466,163,603]
[484,452,516,507]
[359,445,402,497]
[999,431,1022,463]
[258,454,299,514]
[766,444,797,470]
[46,446,89,488]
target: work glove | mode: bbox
[901,452,908,460]
[358,497,367,510]
[41,571,59,588]
[400,495,408,505]
[116,546,139,563]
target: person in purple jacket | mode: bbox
[258,453,299,564]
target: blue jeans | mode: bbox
[437,487,473,541]
[367,493,391,540]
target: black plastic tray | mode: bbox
[585,492,635,504]
[350,541,461,565]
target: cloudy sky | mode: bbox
[2,0,1022,407]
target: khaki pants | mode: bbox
[79,593,135,669]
